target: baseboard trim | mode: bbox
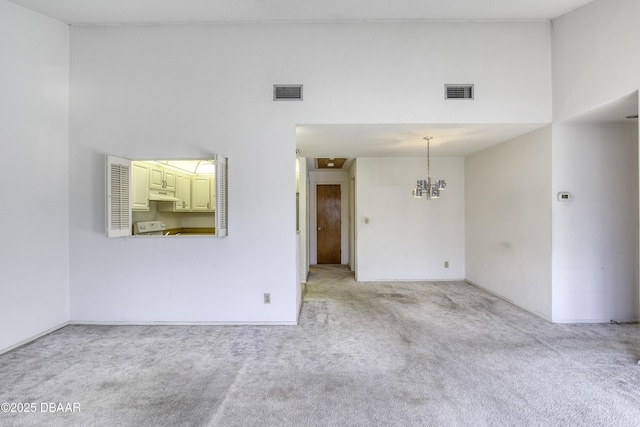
[0,322,69,356]
[68,320,298,326]
[357,278,466,282]
[553,317,640,324]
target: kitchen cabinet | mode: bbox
[149,165,176,191]
[117,155,225,238]
[176,173,191,211]
[131,161,150,211]
[192,175,215,212]
[158,172,192,212]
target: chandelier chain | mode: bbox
[426,137,431,179]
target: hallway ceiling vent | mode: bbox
[274,84,303,101]
[317,158,348,169]
[445,84,474,100]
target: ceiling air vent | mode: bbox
[445,84,474,100]
[274,84,303,101]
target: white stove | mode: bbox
[133,221,166,235]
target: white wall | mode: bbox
[552,0,640,120]
[68,21,551,323]
[465,127,553,320]
[0,1,69,352]
[551,0,640,323]
[356,157,465,281]
[552,122,639,322]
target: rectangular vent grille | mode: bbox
[274,85,303,101]
[445,84,474,100]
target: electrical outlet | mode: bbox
[264,293,271,304]
[444,261,449,268]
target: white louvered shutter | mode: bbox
[106,156,132,238]
[215,154,228,237]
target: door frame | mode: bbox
[309,171,349,265]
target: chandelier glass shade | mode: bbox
[412,137,446,201]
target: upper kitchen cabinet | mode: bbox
[149,164,176,191]
[192,175,214,212]
[131,161,150,211]
[175,173,192,211]
[158,172,192,212]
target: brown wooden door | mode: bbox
[317,184,341,264]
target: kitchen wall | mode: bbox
[0,1,69,352]
[552,122,639,323]
[356,157,465,281]
[68,21,551,324]
[465,127,553,320]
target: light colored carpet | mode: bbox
[1,265,640,426]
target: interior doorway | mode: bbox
[316,184,341,264]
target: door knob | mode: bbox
[317,227,322,231]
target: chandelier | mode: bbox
[412,137,446,200]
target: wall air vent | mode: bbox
[274,84,303,101]
[445,84,474,100]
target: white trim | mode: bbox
[357,278,466,282]
[68,320,298,326]
[0,322,69,355]
[552,318,640,324]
